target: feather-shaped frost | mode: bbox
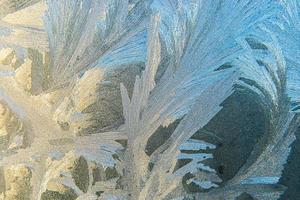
[0,0,299,200]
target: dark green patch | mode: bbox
[235,193,256,200]
[71,156,89,193]
[41,189,78,200]
[145,119,181,156]
[105,167,119,180]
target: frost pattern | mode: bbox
[0,0,299,200]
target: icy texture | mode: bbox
[44,0,148,88]
[0,0,299,200]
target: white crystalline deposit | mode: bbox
[0,48,14,65]
[0,0,299,200]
